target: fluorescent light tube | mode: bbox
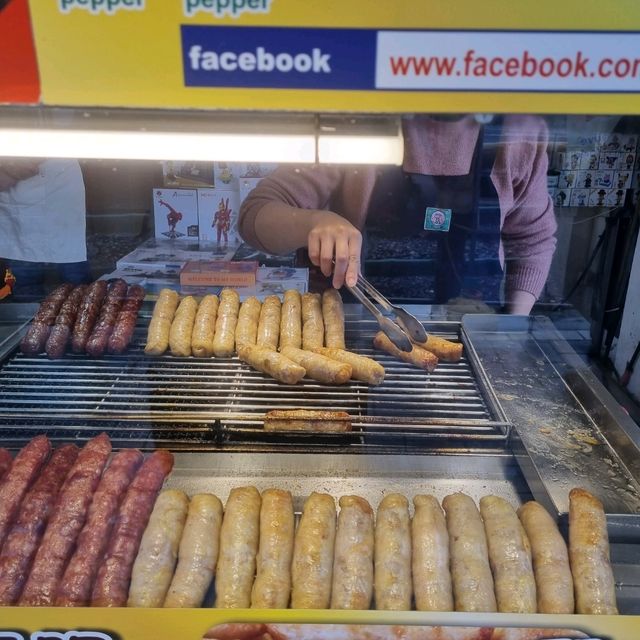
[0,128,316,163]
[318,133,404,164]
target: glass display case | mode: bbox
[1,1,639,638]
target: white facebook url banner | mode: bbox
[376,31,640,92]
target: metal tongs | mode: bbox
[346,274,428,352]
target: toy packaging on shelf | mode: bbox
[116,242,235,270]
[162,161,215,187]
[152,189,199,241]
[197,188,242,250]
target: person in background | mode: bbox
[0,159,90,301]
[239,114,557,314]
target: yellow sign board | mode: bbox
[2,607,640,640]
[27,0,640,114]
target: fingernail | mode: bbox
[347,277,356,287]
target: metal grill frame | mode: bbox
[0,312,511,451]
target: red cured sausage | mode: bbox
[56,448,144,607]
[71,280,108,354]
[0,435,51,549]
[45,285,88,359]
[86,279,128,358]
[0,444,78,605]
[90,449,174,607]
[107,284,145,355]
[20,284,74,355]
[0,448,11,481]
[19,433,112,606]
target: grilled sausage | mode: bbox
[144,288,180,356]
[91,449,175,607]
[480,495,537,613]
[71,280,108,353]
[235,296,262,349]
[330,495,375,610]
[322,288,346,349]
[256,295,281,351]
[569,487,618,614]
[301,293,324,350]
[0,434,51,550]
[20,433,112,606]
[20,283,74,355]
[280,346,352,385]
[374,493,412,611]
[517,501,574,613]
[412,335,463,362]
[0,444,78,606]
[264,409,351,433]
[191,295,219,358]
[215,486,261,608]
[85,279,128,358]
[373,331,438,372]
[56,448,144,607]
[107,284,145,355]
[443,493,497,612]
[412,495,453,611]
[0,448,11,481]
[314,347,385,386]
[238,343,306,385]
[128,489,189,607]
[169,295,198,357]
[251,489,295,609]
[164,493,223,608]
[213,288,240,357]
[291,492,336,609]
[45,284,88,358]
[279,289,302,350]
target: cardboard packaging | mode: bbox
[197,188,242,249]
[153,189,199,241]
[162,161,214,187]
[180,260,258,287]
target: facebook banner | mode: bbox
[181,25,377,90]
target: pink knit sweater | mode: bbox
[239,115,557,299]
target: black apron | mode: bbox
[365,118,504,304]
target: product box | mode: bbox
[214,162,239,189]
[153,189,199,241]
[197,188,242,249]
[162,161,214,187]
[116,243,235,270]
[180,260,258,287]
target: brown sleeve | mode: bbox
[239,166,376,253]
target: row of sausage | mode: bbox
[0,434,173,606]
[144,288,347,358]
[143,287,464,384]
[130,485,617,615]
[20,279,145,358]
[0,436,617,613]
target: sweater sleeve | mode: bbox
[238,165,346,253]
[492,115,558,300]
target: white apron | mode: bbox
[0,159,86,263]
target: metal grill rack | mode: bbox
[0,315,510,452]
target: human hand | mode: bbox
[307,211,362,289]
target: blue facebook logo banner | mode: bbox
[181,25,377,90]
